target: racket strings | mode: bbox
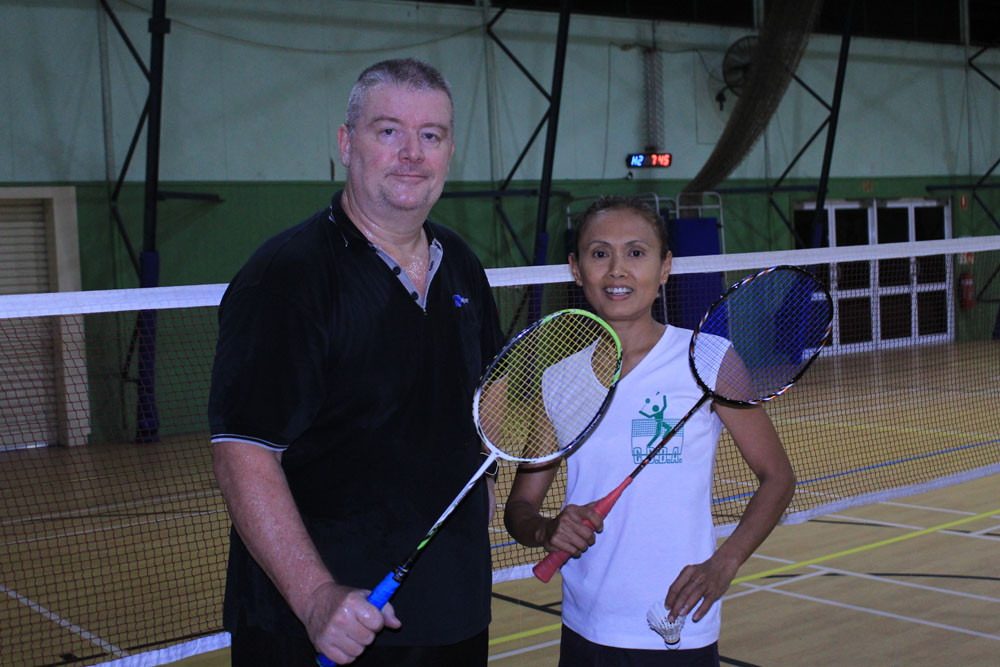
[477,314,621,462]
[692,267,833,404]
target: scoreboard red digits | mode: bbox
[626,152,672,168]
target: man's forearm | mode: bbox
[213,441,334,621]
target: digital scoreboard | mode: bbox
[626,152,672,168]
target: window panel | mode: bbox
[880,293,912,340]
[917,291,948,335]
[876,207,908,244]
[916,255,946,284]
[804,197,952,351]
[839,297,873,345]
[915,206,945,241]
[835,208,869,247]
[838,260,871,291]
[879,257,910,288]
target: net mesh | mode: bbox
[1,238,999,666]
[477,311,621,462]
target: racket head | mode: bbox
[690,265,833,405]
[473,308,623,465]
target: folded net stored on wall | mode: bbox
[1,237,998,666]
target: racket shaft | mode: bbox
[415,452,499,554]
[316,454,498,666]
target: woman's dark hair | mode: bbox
[571,195,670,260]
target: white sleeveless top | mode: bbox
[559,325,725,650]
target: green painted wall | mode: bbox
[65,176,1000,292]
[8,176,998,443]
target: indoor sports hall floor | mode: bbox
[172,472,998,666]
[3,338,997,666]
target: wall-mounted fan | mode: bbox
[716,35,758,110]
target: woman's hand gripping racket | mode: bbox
[532,265,834,583]
[317,308,622,665]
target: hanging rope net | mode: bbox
[680,0,825,210]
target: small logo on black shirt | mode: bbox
[453,294,470,307]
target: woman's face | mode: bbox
[569,207,672,326]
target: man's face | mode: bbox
[339,84,454,221]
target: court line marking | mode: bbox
[731,563,1000,605]
[2,509,226,547]
[715,459,1000,511]
[772,414,999,441]
[795,438,1000,488]
[971,522,1000,537]
[740,583,1000,641]
[486,559,1000,663]
[0,488,220,527]
[489,622,561,645]
[723,569,827,601]
[488,639,560,661]
[732,507,1000,585]
[824,513,1000,541]
[488,507,1000,648]
[1,583,127,658]
[876,500,981,515]
[489,569,830,647]
[817,567,1000,602]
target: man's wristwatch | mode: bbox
[481,452,499,480]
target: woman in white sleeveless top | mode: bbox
[504,195,795,667]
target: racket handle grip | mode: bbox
[532,479,632,583]
[366,571,401,610]
[315,573,401,666]
[532,521,592,582]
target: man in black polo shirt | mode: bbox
[208,58,504,666]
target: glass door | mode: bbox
[793,199,953,353]
[874,201,952,345]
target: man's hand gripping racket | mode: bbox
[532,265,834,583]
[317,308,622,665]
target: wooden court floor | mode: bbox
[3,342,996,666]
[171,472,999,666]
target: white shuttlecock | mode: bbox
[646,601,685,649]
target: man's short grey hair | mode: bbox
[345,58,453,130]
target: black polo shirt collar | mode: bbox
[326,194,444,310]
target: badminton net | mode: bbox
[1,236,998,666]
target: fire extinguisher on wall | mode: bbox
[959,271,975,309]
